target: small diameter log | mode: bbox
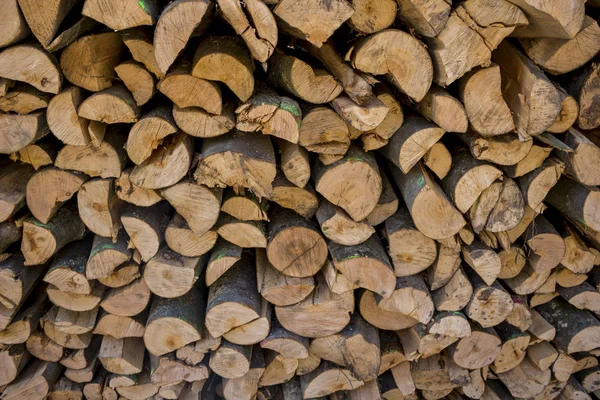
[507,0,584,39]
[150,352,209,384]
[427,244,461,291]
[205,239,242,287]
[496,357,552,398]
[26,167,87,224]
[158,62,222,114]
[577,367,600,393]
[316,199,373,246]
[97,262,140,289]
[26,330,63,362]
[165,214,218,258]
[546,176,600,234]
[60,33,124,92]
[11,142,55,170]
[276,273,354,338]
[461,241,501,285]
[21,205,87,266]
[220,189,267,222]
[192,35,254,102]
[518,157,564,212]
[98,336,144,375]
[329,235,396,298]
[0,0,29,48]
[520,16,600,75]
[0,254,44,312]
[459,64,515,136]
[55,127,128,178]
[380,115,444,174]
[77,178,122,241]
[330,94,389,133]
[216,214,266,248]
[94,309,147,339]
[356,84,404,150]
[260,318,309,359]
[194,131,276,198]
[0,221,21,255]
[366,169,398,226]
[358,288,417,331]
[269,170,319,219]
[448,325,501,369]
[210,340,252,379]
[0,287,47,344]
[385,208,437,277]
[41,307,92,350]
[432,266,473,312]
[557,128,600,186]
[395,0,450,37]
[0,44,62,94]
[86,232,131,280]
[565,62,600,130]
[154,0,214,76]
[417,86,468,134]
[43,238,92,296]
[130,132,193,190]
[298,106,349,156]
[144,246,206,298]
[1,359,62,400]
[16,0,77,46]
[144,286,204,356]
[465,269,513,327]
[121,202,169,262]
[222,298,269,346]
[0,84,51,114]
[114,168,161,207]
[266,207,327,277]
[460,133,532,169]
[491,322,530,374]
[551,217,595,274]
[236,88,301,144]
[0,112,49,154]
[172,102,235,139]
[77,85,140,124]
[546,85,579,134]
[259,350,298,386]
[125,107,177,165]
[256,249,314,307]
[492,41,561,140]
[468,181,502,234]
[273,0,353,47]
[504,144,553,179]
[221,344,265,400]
[277,140,310,189]
[527,341,558,371]
[100,277,150,318]
[377,275,434,325]
[0,162,34,222]
[205,255,260,338]
[558,282,600,314]
[485,177,525,233]
[175,327,221,365]
[410,354,455,392]
[352,29,433,102]
[0,344,30,387]
[498,245,527,280]
[524,215,566,273]
[61,335,101,370]
[300,361,363,398]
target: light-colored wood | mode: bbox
[82,0,158,30]
[10,143,55,170]
[396,0,450,37]
[77,178,122,240]
[507,0,584,39]
[417,86,468,134]
[565,62,600,130]
[165,214,218,258]
[98,336,144,375]
[114,168,162,207]
[97,261,140,288]
[144,246,206,298]
[0,112,49,154]
[2,359,62,400]
[432,266,473,312]
[93,310,146,339]
[0,84,51,114]
[548,85,579,134]
[557,128,600,186]
[496,357,551,398]
[100,277,150,317]
[0,0,30,48]
[300,361,363,398]
[0,44,61,94]
[352,29,432,102]
[125,108,177,166]
[26,330,63,363]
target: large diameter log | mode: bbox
[351,29,433,102]
[314,144,381,222]
[0,112,49,154]
[0,162,34,221]
[276,273,354,338]
[194,132,276,198]
[60,33,124,92]
[205,255,260,338]
[390,162,465,240]
[507,0,584,39]
[144,286,204,356]
[492,41,561,140]
[21,205,87,266]
[0,44,62,94]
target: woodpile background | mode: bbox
[2,0,600,399]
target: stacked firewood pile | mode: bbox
[2,0,600,399]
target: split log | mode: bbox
[557,128,600,186]
[0,163,32,222]
[0,112,49,154]
[459,65,515,136]
[0,44,62,93]
[192,36,254,102]
[546,176,600,233]
[96,261,140,289]
[86,232,131,280]
[273,0,353,47]
[0,0,30,48]
[55,127,127,178]
[205,255,260,338]
[484,177,525,233]
[491,322,529,373]
[221,298,270,344]
[144,246,206,298]
[504,144,553,179]
[21,205,87,266]
[358,288,418,331]
[558,377,591,400]
[390,162,465,240]
[492,41,561,140]
[351,29,433,102]
[0,84,51,114]
[427,244,461,291]
[0,254,45,312]
[100,277,151,317]
[150,352,209,384]
[395,0,450,37]
[547,85,579,134]
[517,157,564,212]
[10,142,56,170]
[432,266,473,312]
[121,27,162,79]
[157,62,222,114]
[269,171,319,219]
[26,330,63,362]
[2,359,62,400]
[366,169,398,226]
[577,367,600,392]
[144,286,204,356]
[93,310,147,339]
[316,199,373,246]
[26,167,87,224]
[44,15,98,53]
[77,86,141,124]
[417,86,468,134]
[468,181,501,234]
[175,328,221,365]
[0,287,47,344]
[277,141,310,189]
[16,0,79,46]
[558,282,600,313]
[194,132,276,198]
[204,239,242,287]
[259,351,297,386]
[0,221,21,254]
[378,331,407,374]
[41,308,93,350]
[210,340,252,379]
[296,354,321,376]
[496,357,551,398]
[121,202,169,262]
[504,261,553,295]
[78,178,122,240]
[555,267,587,288]
[65,358,99,383]
[125,107,177,165]
[48,306,98,335]
[520,16,600,75]
[528,341,558,371]
[221,345,265,400]
[129,131,193,189]
[165,214,217,258]
[260,318,308,359]
[465,269,513,327]
[460,133,532,168]
[276,273,354,338]
[98,336,144,375]
[497,245,527,279]
[411,354,456,392]
[461,241,501,285]
[565,62,600,130]
[60,335,101,370]
[114,168,161,207]
[550,217,595,274]
[377,275,434,325]
[298,106,349,156]
[300,361,363,398]
[43,238,92,295]
[220,190,267,222]
[154,0,214,75]
[524,215,566,273]
[256,249,314,307]
[82,0,159,30]
[448,325,501,369]
[507,0,584,39]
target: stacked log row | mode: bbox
[1,0,600,399]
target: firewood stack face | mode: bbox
[2,0,600,399]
